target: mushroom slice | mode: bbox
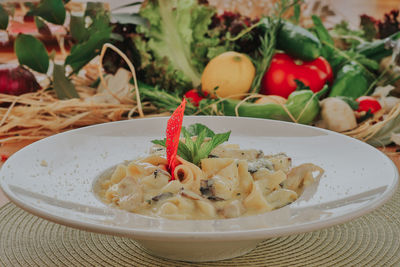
[180,189,201,200]
[151,192,173,202]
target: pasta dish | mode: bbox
[96,126,324,220]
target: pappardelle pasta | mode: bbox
[96,141,324,220]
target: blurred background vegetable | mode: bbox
[0,65,40,95]
[1,0,400,148]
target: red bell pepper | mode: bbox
[260,53,333,98]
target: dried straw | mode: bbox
[0,61,162,145]
[343,103,400,146]
[0,87,160,144]
[97,43,144,117]
[0,41,173,144]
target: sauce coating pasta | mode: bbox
[96,143,324,220]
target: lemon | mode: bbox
[201,51,256,99]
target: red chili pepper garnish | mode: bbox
[166,98,186,180]
[1,155,8,162]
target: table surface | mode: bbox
[1,0,400,208]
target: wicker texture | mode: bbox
[1,185,399,267]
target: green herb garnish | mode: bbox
[151,123,230,166]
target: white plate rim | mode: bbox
[1,116,398,241]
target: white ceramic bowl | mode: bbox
[0,116,398,262]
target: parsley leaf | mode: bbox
[183,123,215,137]
[336,96,360,110]
[196,132,231,164]
[151,123,230,166]
[150,139,165,147]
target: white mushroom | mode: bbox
[320,97,357,132]
[372,85,400,112]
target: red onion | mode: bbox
[0,65,41,95]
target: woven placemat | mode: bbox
[1,186,399,267]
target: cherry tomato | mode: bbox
[1,155,8,162]
[356,96,382,114]
[184,89,208,106]
[260,53,332,98]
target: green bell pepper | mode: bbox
[222,89,325,125]
[328,63,373,99]
[277,21,322,61]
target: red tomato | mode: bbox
[184,89,208,106]
[356,96,382,114]
[260,53,332,98]
[303,56,333,83]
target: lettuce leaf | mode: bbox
[134,0,219,91]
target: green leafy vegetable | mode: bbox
[152,123,231,166]
[330,20,366,47]
[250,17,279,93]
[140,82,219,116]
[356,31,400,62]
[112,1,142,11]
[30,0,66,25]
[312,15,334,45]
[360,15,378,41]
[360,11,400,39]
[312,15,335,60]
[65,30,111,72]
[357,110,373,123]
[111,13,147,26]
[183,124,215,138]
[139,82,198,114]
[70,15,88,42]
[151,138,193,163]
[15,34,49,74]
[134,0,220,91]
[321,40,378,76]
[84,2,105,19]
[65,11,112,73]
[291,2,301,24]
[353,53,380,71]
[35,16,51,36]
[0,5,9,30]
[52,64,80,99]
